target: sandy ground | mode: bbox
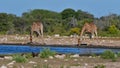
[0,55,120,68]
[0,35,120,47]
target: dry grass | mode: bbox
[0,56,120,68]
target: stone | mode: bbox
[21,65,24,68]
[55,54,65,59]
[7,61,15,66]
[29,61,36,64]
[54,34,60,37]
[49,56,54,59]
[70,54,79,58]
[0,57,4,60]
[44,60,48,62]
[4,56,12,60]
[0,65,7,68]
[88,56,92,58]
[74,59,78,61]
[84,63,88,66]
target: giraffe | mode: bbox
[31,21,43,37]
[30,21,44,43]
[80,22,97,39]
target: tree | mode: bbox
[61,8,76,19]
[69,17,78,28]
[0,13,16,34]
[76,10,94,20]
[13,17,28,34]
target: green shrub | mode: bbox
[91,53,97,57]
[39,48,56,58]
[25,53,33,58]
[101,50,116,59]
[101,50,117,62]
[108,25,119,34]
[69,27,80,35]
[43,64,50,68]
[12,54,28,63]
[94,64,105,68]
[98,30,120,37]
[117,52,120,57]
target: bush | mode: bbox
[12,54,28,63]
[91,53,97,57]
[100,50,117,62]
[25,53,33,58]
[101,50,116,59]
[98,30,120,37]
[39,48,56,58]
[69,27,80,35]
[108,25,119,34]
[117,52,120,57]
[94,64,105,68]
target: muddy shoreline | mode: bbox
[0,35,120,48]
[0,42,120,49]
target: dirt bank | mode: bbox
[0,35,120,47]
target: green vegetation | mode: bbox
[117,52,120,57]
[39,48,56,58]
[0,9,120,37]
[12,54,28,63]
[33,65,41,68]
[91,53,97,57]
[108,25,119,34]
[69,27,80,35]
[42,64,51,68]
[100,50,117,62]
[94,64,105,68]
[24,53,33,58]
[101,50,115,59]
[60,65,64,68]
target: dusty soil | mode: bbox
[0,56,120,68]
[0,35,120,47]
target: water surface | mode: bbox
[0,45,120,55]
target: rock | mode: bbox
[4,56,12,60]
[7,61,15,66]
[54,34,60,37]
[70,66,81,68]
[84,63,88,66]
[0,57,4,60]
[88,56,92,58]
[29,61,36,64]
[21,65,24,68]
[55,54,65,59]
[49,56,54,59]
[70,35,74,37]
[0,65,7,68]
[44,60,48,62]
[7,65,13,68]
[74,59,78,61]
[70,54,79,58]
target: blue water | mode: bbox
[0,45,120,55]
